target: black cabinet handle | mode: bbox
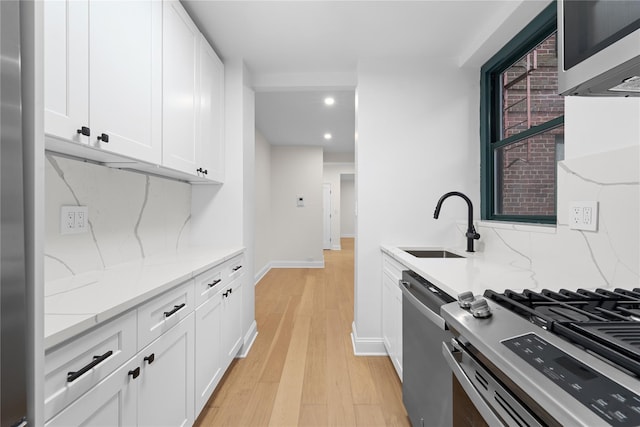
[67,350,113,383]
[128,367,140,379]
[163,303,185,318]
[76,126,90,136]
[228,288,233,294]
[196,168,208,175]
[97,133,109,143]
[208,279,221,288]
[144,353,155,365]
[223,291,229,298]
[232,265,242,272]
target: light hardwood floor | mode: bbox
[195,238,410,427]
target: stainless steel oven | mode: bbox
[441,288,640,427]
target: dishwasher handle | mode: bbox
[441,341,504,427]
[400,280,447,330]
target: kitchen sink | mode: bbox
[402,249,464,259]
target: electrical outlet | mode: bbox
[60,205,89,234]
[569,201,598,231]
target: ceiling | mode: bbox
[182,1,525,155]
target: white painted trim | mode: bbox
[270,260,325,269]
[350,322,386,355]
[331,244,342,251]
[340,234,355,238]
[254,263,271,285]
[237,320,258,358]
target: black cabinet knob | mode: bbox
[128,367,140,379]
[223,291,229,298]
[97,133,109,143]
[144,353,155,365]
[76,126,90,136]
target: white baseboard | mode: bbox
[350,322,386,355]
[331,244,342,250]
[254,263,271,285]
[341,234,355,238]
[237,320,258,358]
[270,260,325,269]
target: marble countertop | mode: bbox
[381,244,545,299]
[45,246,244,350]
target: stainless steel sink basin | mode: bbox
[402,249,464,259]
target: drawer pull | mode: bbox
[223,291,228,298]
[232,265,242,272]
[228,288,233,294]
[128,367,140,379]
[144,353,155,365]
[163,303,186,318]
[67,350,113,383]
[208,279,222,288]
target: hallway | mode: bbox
[195,238,409,426]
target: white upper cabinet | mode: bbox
[162,0,200,176]
[198,35,226,183]
[45,0,227,181]
[89,0,162,164]
[44,0,89,144]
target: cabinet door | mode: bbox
[89,0,162,164]
[162,0,200,175]
[194,295,223,415]
[138,314,195,427]
[45,358,138,427]
[198,35,225,182]
[381,274,394,355]
[44,0,89,143]
[393,285,403,381]
[220,276,243,369]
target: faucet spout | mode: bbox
[433,191,480,252]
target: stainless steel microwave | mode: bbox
[558,0,640,97]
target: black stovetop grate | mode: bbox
[485,287,640,377]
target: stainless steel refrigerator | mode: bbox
[1,0,29,425]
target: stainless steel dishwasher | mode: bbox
[401,270,456,427]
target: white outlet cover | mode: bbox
[569,201,598,232]
[60,205,89,235]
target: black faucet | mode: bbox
[433,191,480,252]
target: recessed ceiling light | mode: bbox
[324,133,332,140]
[324,97,335,106]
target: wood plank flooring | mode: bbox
[195,238,410,427]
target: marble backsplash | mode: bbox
[45,154,192,282]
[456,145,640,291]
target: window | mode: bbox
[480,3,563,224]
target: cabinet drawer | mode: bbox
[44,310,137,421]
[194,262,225,308]
[382,253,406,281]
[226,254,245,280]
[138,280,195,349]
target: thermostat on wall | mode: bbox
[297,196,304,207]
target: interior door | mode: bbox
[323,183,332,249]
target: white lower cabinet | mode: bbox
[220,274,243,369]
[45,357,138,427]
[194,295,222,415]
[382,253,404,381]
[138,314,195,427]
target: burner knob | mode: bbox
[470,298,492,318]
[458,291,475,309]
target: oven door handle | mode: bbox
[400,280,446,330]
[441,341,504,427]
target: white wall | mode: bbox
[45,154,192,282]
[341,176,355,237]
[323,162,355,249]
[353,58,480,352]
[270,146,324,266]
[565,97,640,160]
[254,130,272,278]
